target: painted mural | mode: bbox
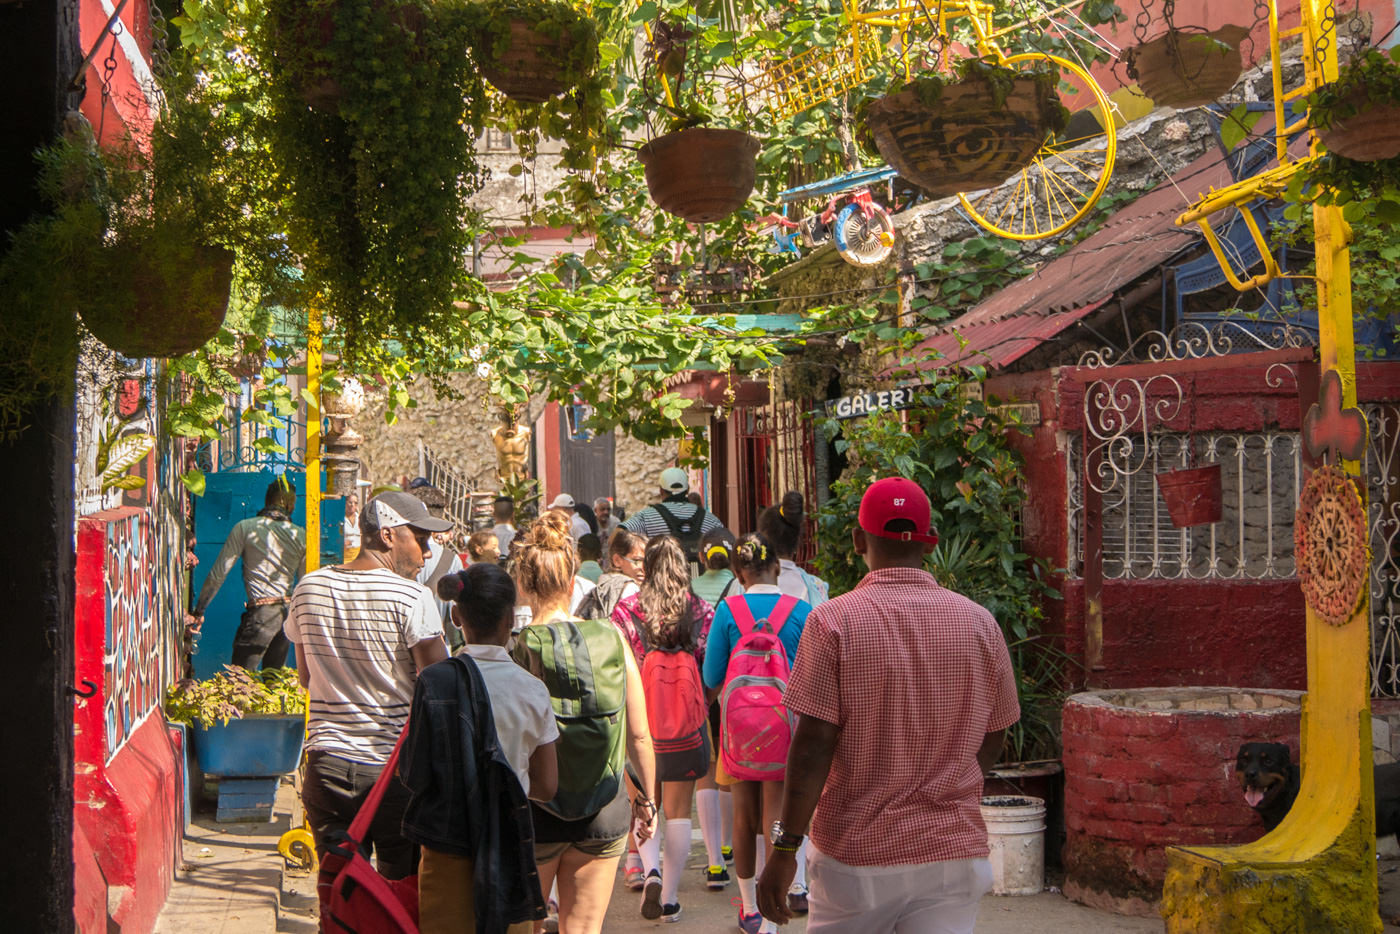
[80,355,189,762]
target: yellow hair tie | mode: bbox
[705,544,729,560]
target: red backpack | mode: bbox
[318,728,419,934]
[640,640,709,775]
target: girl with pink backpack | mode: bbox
[701,533,813,934]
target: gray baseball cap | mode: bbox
[363,491,453,533]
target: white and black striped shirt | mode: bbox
[284,566,442,764]
[620,501,725,540]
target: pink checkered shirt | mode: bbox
[785,567,1020,867]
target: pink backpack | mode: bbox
[719,594,799,782]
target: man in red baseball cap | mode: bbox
[757,476,1020,934]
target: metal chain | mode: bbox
[1314,0,1336,69]
[148,0,170,86]
[917,0,947,74]
[1133,0,1153,46]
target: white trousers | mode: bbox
[806,846,993,934]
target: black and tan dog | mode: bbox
[1236,741,1400,840]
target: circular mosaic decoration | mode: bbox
[1295,465,1369,626]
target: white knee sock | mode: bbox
[640,823,662,878]
[696,789,723,867]
[754,835,766,877]
[625,846,641,872]
[720,789,734,850]
[662,818,691,905]
[737,875,757,915]
[791,838,808,893]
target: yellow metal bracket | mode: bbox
[1174,159,1313,292]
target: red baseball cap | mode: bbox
[858,477,939,545]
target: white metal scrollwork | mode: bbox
[1364,403,1400,698]
[1082,374,1185,506]
[1077,321,1317,369]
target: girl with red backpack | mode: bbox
[611,535,715,923]
[701,533,813,934]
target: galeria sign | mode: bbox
[825,387,916,419]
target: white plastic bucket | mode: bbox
[980,795,1046,896]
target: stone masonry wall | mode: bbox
[353,373,677,517]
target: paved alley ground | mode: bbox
[157,782,1400,933]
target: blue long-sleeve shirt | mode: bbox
[701,585,812,690]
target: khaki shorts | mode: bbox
[534,834,628,863]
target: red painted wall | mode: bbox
[1062,689,1301,915]
[73,509,184,934]
[989,355,1328,693]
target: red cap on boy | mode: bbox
[858,477,940,545]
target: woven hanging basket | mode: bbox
[1314,87,1400,161]
[861,77,1057,198]
[1123,26,1248,108]
[478,17,582,102]
[639,128,761,224]
[79,236,234,359]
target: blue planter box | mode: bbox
[192,715,305,778]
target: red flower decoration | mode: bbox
[1303,369,1367,464]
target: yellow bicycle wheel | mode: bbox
[957,52,1117,241]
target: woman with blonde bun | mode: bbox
[511,511,657,934]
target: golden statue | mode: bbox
[491,413,531,486]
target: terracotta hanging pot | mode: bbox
[860,75,1063,198]
[79,233,235,359]
[476,16,585,102]
[1123,25,1249,109]
[1313,86,1400,161]
[639,128,761,224]
[1156,463,1223,528]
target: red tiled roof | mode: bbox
[917,148,1238,369]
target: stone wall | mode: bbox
[353,372,678,517]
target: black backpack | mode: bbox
[655,504,706,566]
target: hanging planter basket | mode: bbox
[1155,463,1223,528]
[860,73,1065,198]
[639,128,761,223]
[1313,86,1400,161]
[79,233,235,359]
[271,0,426,108]
[476,15,585,102]
[1122,25,1249,109]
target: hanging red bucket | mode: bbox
[1156,463,1222,528]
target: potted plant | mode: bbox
[167,665,306,820]
[166,665,308,777]
[259,0,486,376]
[0,63,282,375]
[857,57,1070,198]
[469,0,599,103]
[1309,45,1400,162]
[1122,25,1249,108]
[636,17,762,224]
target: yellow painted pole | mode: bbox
[278,298,323,873]
[1161,2,1377,928]
[306,303,322,575]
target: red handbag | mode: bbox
[317,730,419,934]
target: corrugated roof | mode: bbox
[918,148,1238,369]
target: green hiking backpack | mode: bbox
[512,618,628,820]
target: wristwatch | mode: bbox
[770,820,805,850]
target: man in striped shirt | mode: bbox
[621,468,725,556]
[284,491,451,879]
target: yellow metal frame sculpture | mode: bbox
[1161,2,1379,930]
[750,0,1117,239]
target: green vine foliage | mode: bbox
[257,0,488,378]
[811,363,1067,761]
[165,665,307,728]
